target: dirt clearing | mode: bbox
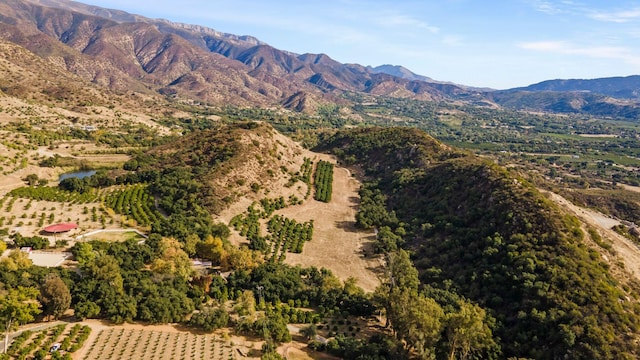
[218,149,383,293]
[278,164,382,293]
[544,190,640,280]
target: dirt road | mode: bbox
[544,190,640,279]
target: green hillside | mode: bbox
[321,127,640,359]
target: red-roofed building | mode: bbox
[43,223,78,233]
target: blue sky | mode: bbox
[78,0,640,89]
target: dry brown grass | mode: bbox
[218,142,382,293]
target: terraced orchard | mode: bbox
[82,328,238,360]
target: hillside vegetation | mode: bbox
[320,127,640,359]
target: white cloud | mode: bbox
[518,40,640,66]
[378,14,440,33]
[530,0,563,15]
[588,8,640,23]
[442,35,464,46]
[518,40,567,51]
[527,1,640,23]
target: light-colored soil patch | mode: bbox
[279,343,338,360]
[27,250,72,267]
[619,183,640,194]
[278,164,382,293]
[577,134,619,138]
[544,190,640,279]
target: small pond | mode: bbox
[58,170,97,181]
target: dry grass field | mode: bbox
[218,146,382,293]
[278,163,383,293]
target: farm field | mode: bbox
[3,321,266,360]
[3,323,91,360]
[0,194,110,242]
[278,162,382,292]
[81,327,243,360]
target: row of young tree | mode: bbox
[232,212,314,262]
[313,160,334,202]
[265,215,313,260]
[104,184,161,227]
[10,185,99,204]
[299,157,313,199]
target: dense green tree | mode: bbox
[0,287,41,353]
[58,177,88,193]
[375,226,402,253]
[82,254,123,289]
[0,250,33,271]
[195,235,226,264]
[445,301,496,360]
[301,324,317,340]
[71,242,96,266]
[11,234,48,250]
[23,174,40,186]
[150,237,192,279]
[39,273,71,320]
[188,307,229,331]
[73,301,100,320]
[392,289,444,359]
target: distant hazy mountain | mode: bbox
[510,75,640,100]
[369,64,494,92]
[368,64,434,82]
[485,76,640,119]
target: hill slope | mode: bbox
[320,127,640,359]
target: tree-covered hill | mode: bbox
[126,121,299,214]
[320,127,640,359]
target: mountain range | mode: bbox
[1,0,639,119]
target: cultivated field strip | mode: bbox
[83,328,238,360]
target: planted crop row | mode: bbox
[5,323,91,360]
[9,186,99,203]
[266,215,314,262]
[300,157,313,199]
[83,328,235,360]
[264,302,321,325]
[104,184,161,226]
[229,205,262,244]
[258,196,287,218]
[313,160,334,202]
[301,157,313,184]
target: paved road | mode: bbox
[1,321,63,353]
